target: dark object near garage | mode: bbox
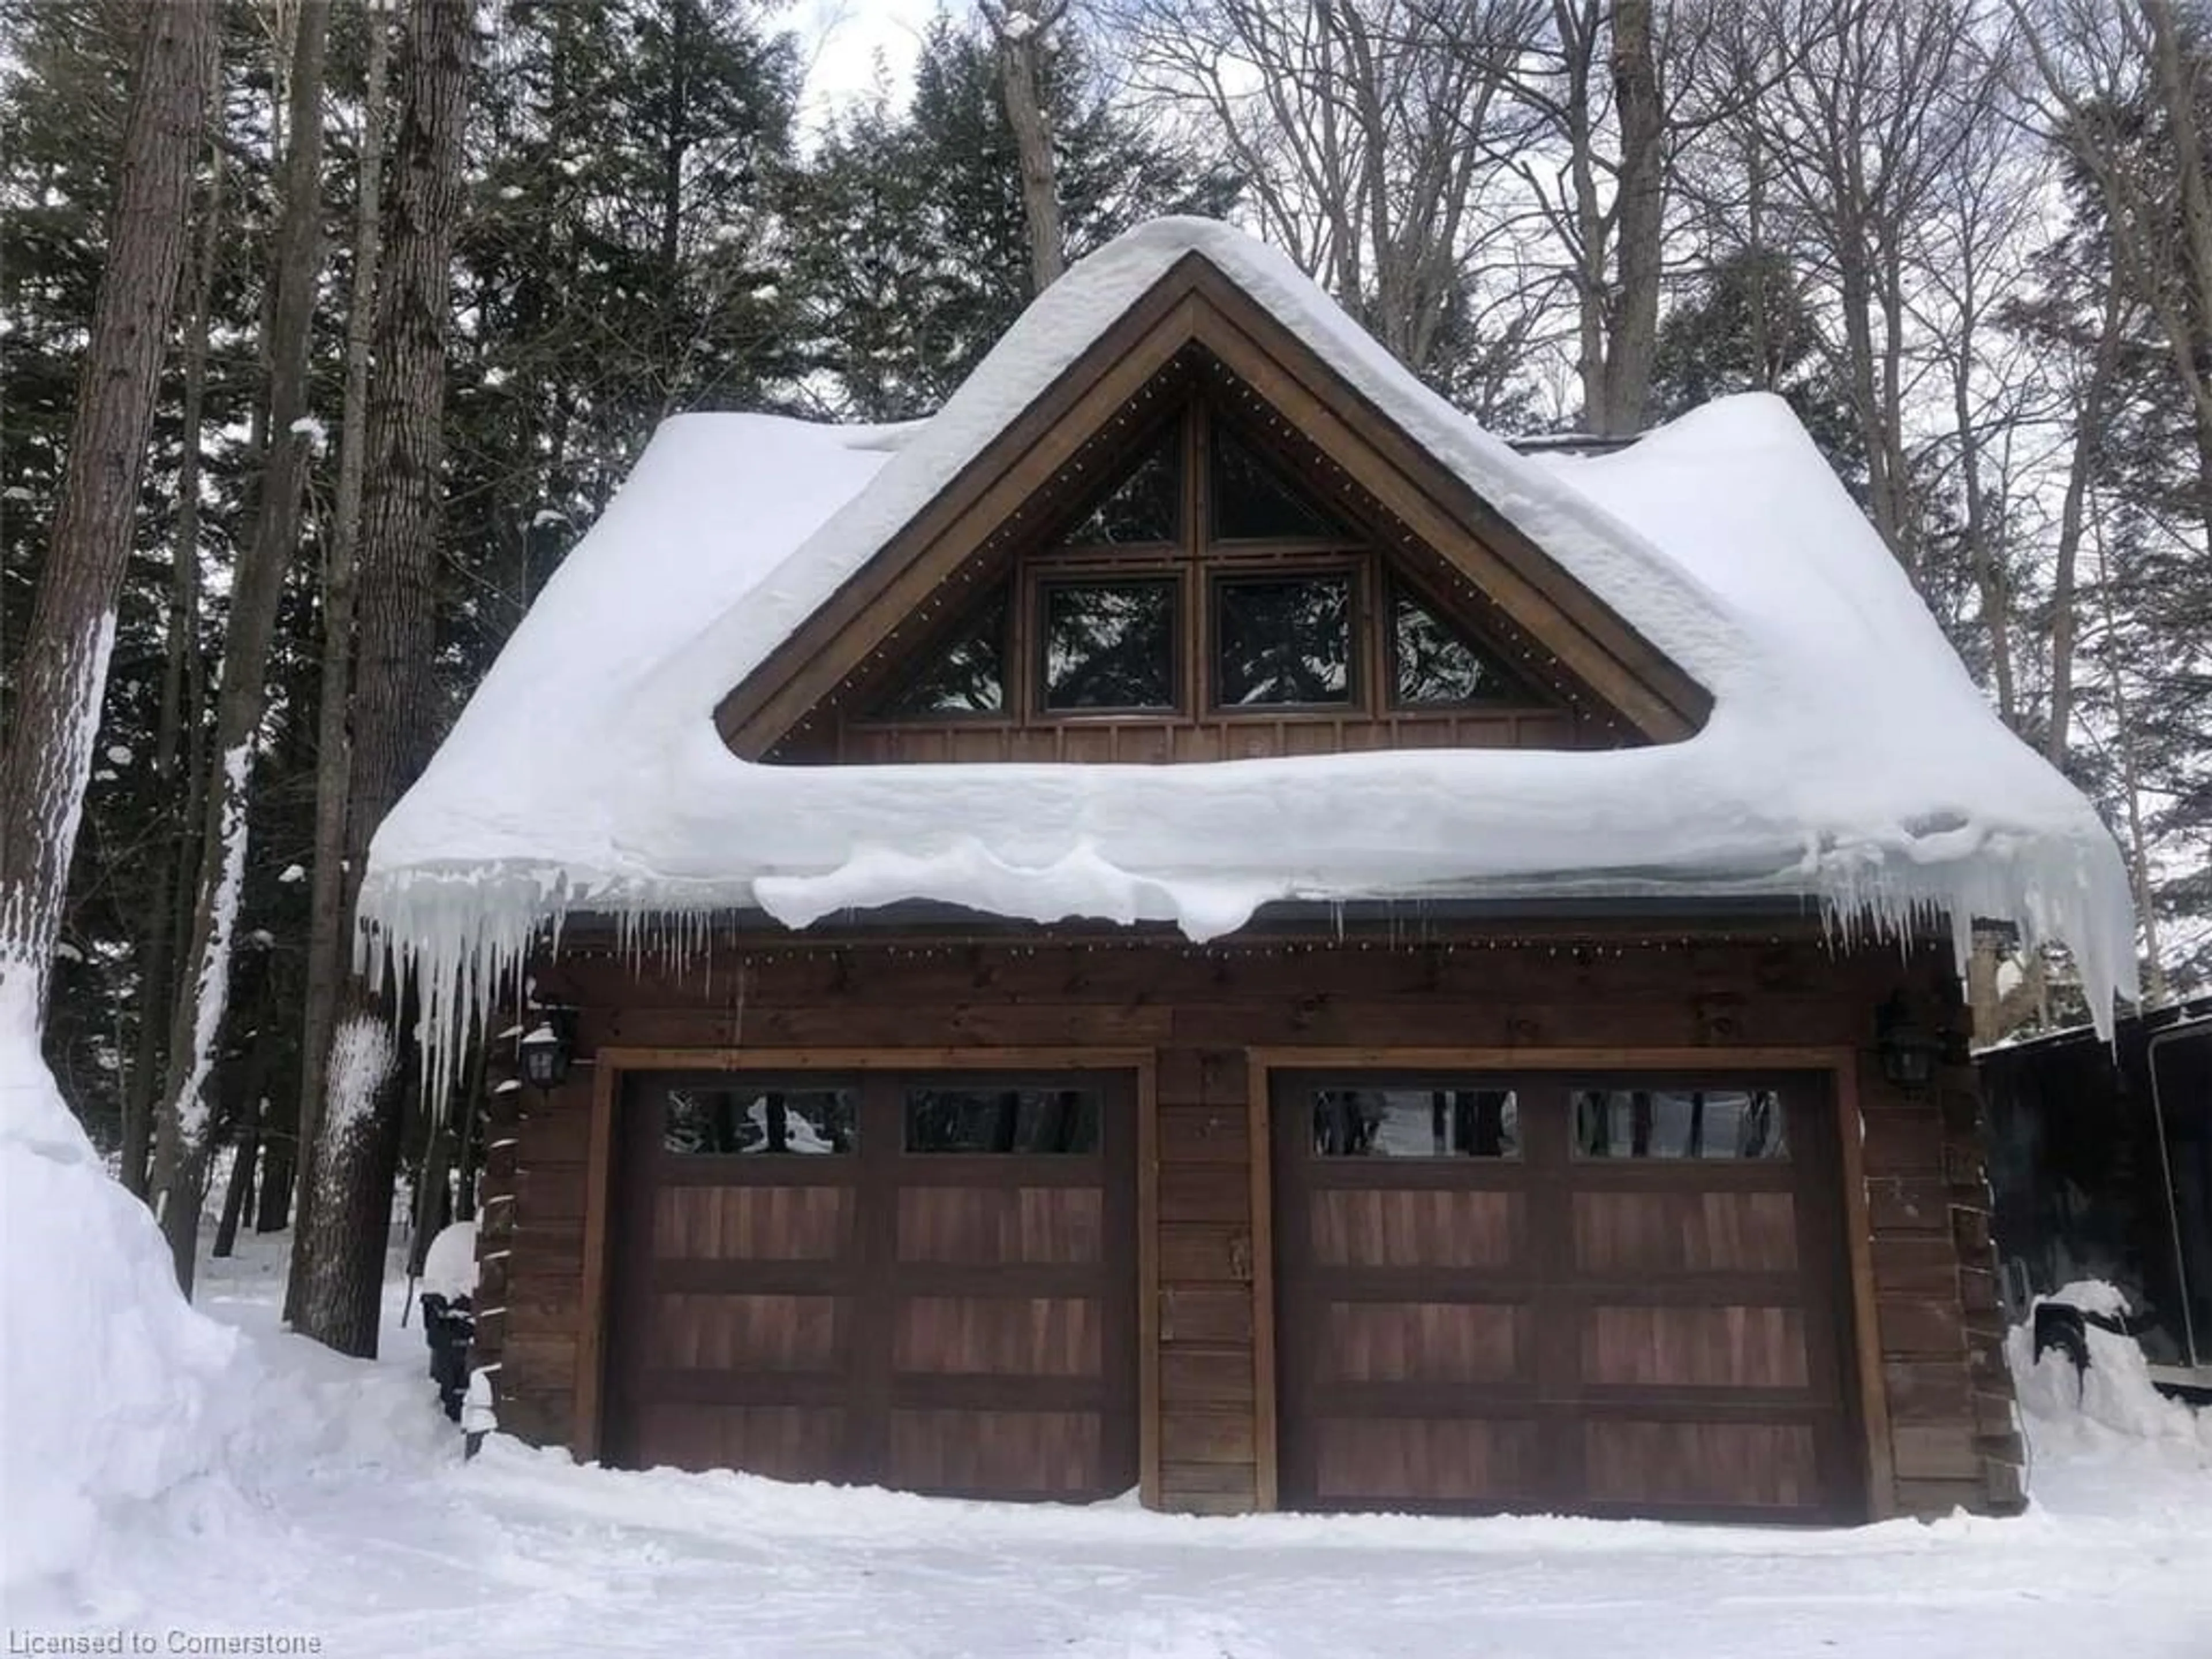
[1982,998,2212,1395]
[421,1293,476,1421]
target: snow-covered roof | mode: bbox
[362,217,2137,1058]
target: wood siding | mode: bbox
[469,925,2021,1521]
[783,707,1607,767]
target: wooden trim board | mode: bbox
[571,1058,620,1464]
[1828,1047,1897,1520]
[1245,1052,1280,1511]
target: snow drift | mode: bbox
[0,987,242,1593]
[2008,1282,2212,1455]
[357,217,2139,1083]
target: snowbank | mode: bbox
[0,986,242,1593]
[2008,1282,2212,1455]
[358,218,2138,1088]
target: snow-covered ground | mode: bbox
[6,1223,2210,1659]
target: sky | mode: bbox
[791,0,950,125]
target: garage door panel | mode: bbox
[897,1185,1103,1264]
[1275,1070,1861,1521]
[1581,1304,1810,1389]
[888,1408,1102,1496]
[648,1292,847,1372]
[1308,1188,1523,1268]
[1583,1420,1821,1510]
[1322,1301,1527,1384]
[1573,1190,1801,1274]
[653,1184,854,1260]
[609,1069,1138,1502]
[631,1404,848,1482]
[893,1294,1104,1376]
[1312,1418,1544,1505]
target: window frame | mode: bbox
[654,1076,864,1161]
[848,397,1565,732]
[1032,568,1188,719]
[1385,572,1536,712]
[1207,563,1365,714]
[861,581,1017,726]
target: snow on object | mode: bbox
[418,1219,479,1301]
[529,507,569,529]
[322,1013,397,1152]
[278,862,306,883]
[357,218,2139,1094]
[289,414,328,450]
[105,744,131,766]
[459,1365,497,1437]
[0,982,244,1593]
[2008,1282,2212,1455]
[165,741,255,1156]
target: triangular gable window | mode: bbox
[871,585,1008,718]
[1059,423,1180,546]
[1391,583,1533,706]
[1211,419,1346,540]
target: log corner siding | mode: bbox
[467,928,2024,1524]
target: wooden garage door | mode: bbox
[604,1070,1138,1501]
[1274,1070,1863,1522]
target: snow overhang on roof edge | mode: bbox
[356,216,2141,1094]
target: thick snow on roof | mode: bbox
[362,217,2137,1061]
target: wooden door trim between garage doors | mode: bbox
[577,1046,1162,1502]
[1243,1045,1888,1521]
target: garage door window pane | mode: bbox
[906,1087,1101,1154]
[1573,1088,1788,1160]
[1311,1088,1520,1157]
[663,1088,857,1156]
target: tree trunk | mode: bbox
[151,0,333,1296]
[121,143,225,1199]
[256,1123,296,1233]
[289,0,393,1322]
[292,0,472,1359]
[0,4,217,1027]
[997,3,1065,294]
[2146,0,2212,472]
[407,1104,455,1278]
[2046,277,2127,768]
[1950,281,2015,726]
[1598,0,1662,436]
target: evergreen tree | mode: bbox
[789,18,1238,420]
[1649,248,1862,483]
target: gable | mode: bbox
[714,256,1711,763]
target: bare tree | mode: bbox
[292,0,473,1358]
[0,6,217,1025]
[984,0,1070,291]
[1483,0,1747,433]
[1110,0,1544,378]
[287,0,395,1313]
[1903,31,2044,725]
[2013,0,2212,538]
[1747,0,1997,570]
[2043,276,2129,767]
